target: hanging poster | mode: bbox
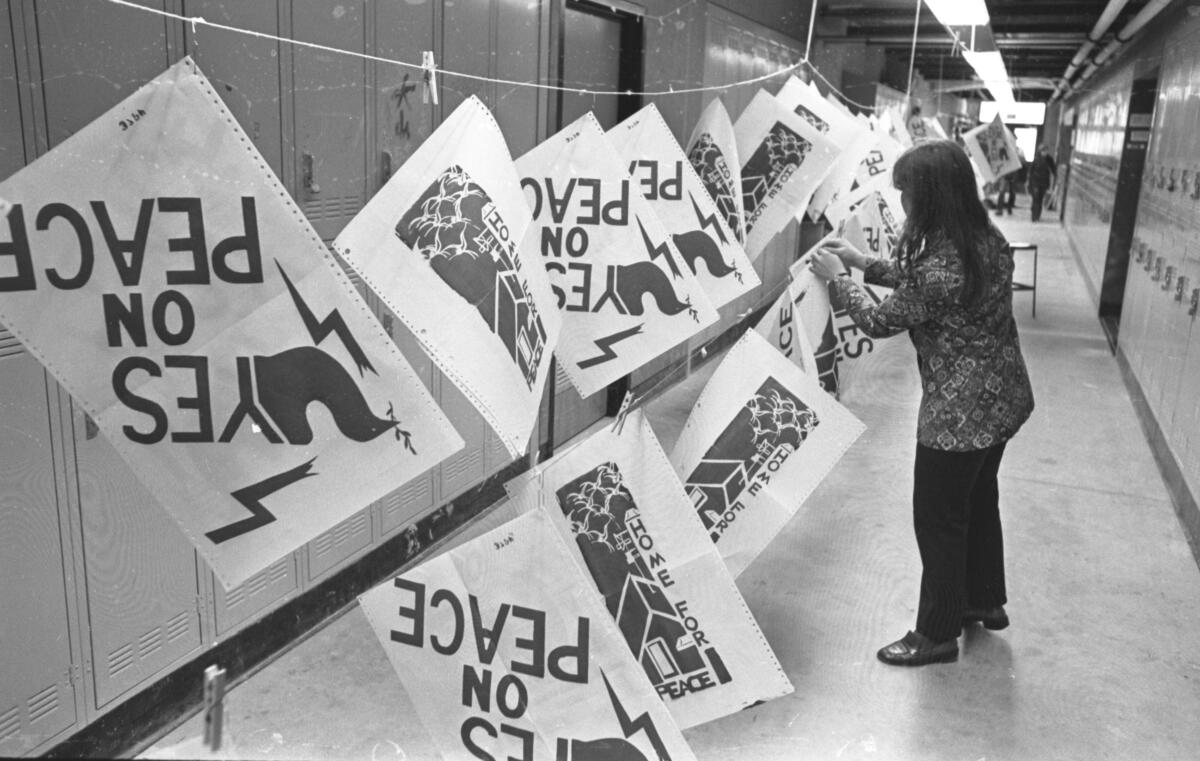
[516,114,719,398]
[773,76,872,224]
[0,59,462,588]
[335,96,562,457]
[734,90,839,260]
[962,115,1022,183]
[503,410,792,728]
[359,508,697,761]
[823,133,906,227]
[686,97,745,246]
[669,330,865,577]
[787,251,841,395]
[609,104,758,311]
[754,276,817,377]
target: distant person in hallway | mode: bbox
[994,169,1017,215]
[809,139,1035,667]
[1027,144,1057,222]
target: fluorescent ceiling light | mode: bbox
[924,0,989,26]
[963,49,1015,104]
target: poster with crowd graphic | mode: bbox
[609,104,758,311]
[962,114,1023,183]
[686,98,745,247]
[772,76,873,224]
[358,508,697,761]
[334,96,561,457]
[0,59,463,588]
[516,114,719,398]
[669,330,865,577]
[502,410,792,728]
[734,90,839,261]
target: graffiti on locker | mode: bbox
[671,192,740,281]
[556,462,732,700]
[740,122,811,235]
[686,133,743,244]
[684,378,820,541]
[396,165,548,389]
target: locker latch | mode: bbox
[1163,265,1176,291]
[1191,288,1200,318]
[381,150,394,187]
[301,152,320,195]
[84,413,100,440]
[1151,257,1164,281]
[1145,251,1157,272]
[1177,276,1189,302]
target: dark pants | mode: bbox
[913,442,1008,642]
[995,182,1015,214]
[1029,185,1047,221]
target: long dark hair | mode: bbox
[891,139,992,305]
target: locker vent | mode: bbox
[443,448,482,484]
[107,643,135,676]
[313,513,369,558]
[227,568,270,608]
[166,611,191,643]
[0,326,22,358]
[304,194,363,222]
[268,559,290,584]
[0,705,19,739]
[138,628,163,659]
[385,478,431,519]
[27,685,58,724]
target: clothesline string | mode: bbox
[99,0,877,109]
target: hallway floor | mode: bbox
[141,211,1200,761]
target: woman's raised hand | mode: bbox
[819,237,868,270]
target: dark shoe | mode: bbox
[877,630,958,666]
[962,605,1009,630]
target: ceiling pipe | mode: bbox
[1049,0,1129,101]
[1070,0,1174,96]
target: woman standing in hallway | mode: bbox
[809,139,1035,667]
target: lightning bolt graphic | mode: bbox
[636,216,683,280]
[578,324,643,370]
[276,260,376,377]
[600,670,671,761]
[205,458,317,545]
[688,191,728,245]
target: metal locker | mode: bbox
[305,506,373,582]
[184,0,285,178]
[0,349,78,756]
[32,0,171,150]
[436,374,487,502]
[291,0,368,241]
[374,0,436,189]
[211,553,298,637]
[442,0,495,114]
[561,5,622,129]
[70,404,205,710]
[551,356,606,446]
[0,5,26,180]
[495,0,543,158]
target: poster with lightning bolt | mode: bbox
[686,98,744,248]
[772,76,873,225]
[0,59,463,588]
[734,90,839,261]
[502,410,792,728]
[334,96,562,458]
[669,329,865,577]
[358,508,697,761]
[516,114,718,398]
[608,104,758,311]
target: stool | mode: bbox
[1009,242,1038,317]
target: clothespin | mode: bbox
[610,390,634,435]
[422,51,438,105]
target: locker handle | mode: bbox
[1192,174,1200,200]
[302,152,321,195]
[1163,265,1176,291]
[1151,258,1164,282]
[381,150,394,187]
[1191,288,1200,318]
[1145,251,1157,272]
[84,413,99,440]
[1176,276,1189,303]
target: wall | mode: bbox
[0,0,815,755]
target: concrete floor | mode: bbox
[141,211,1200,761]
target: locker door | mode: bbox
[443,0,495,113]
[185,1,284,177]
[561,6,621,128]
[495,0,543,158]
[33,0,170,149]
[0,5,26,179]
[0,348,78,756]
[292,0,368,241]
[71,404,204,709]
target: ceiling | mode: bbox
[814,0,1156,102]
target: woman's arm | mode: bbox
[819,237,901,287]
[821,252,963,339]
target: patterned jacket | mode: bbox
[827,227,1034,451]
